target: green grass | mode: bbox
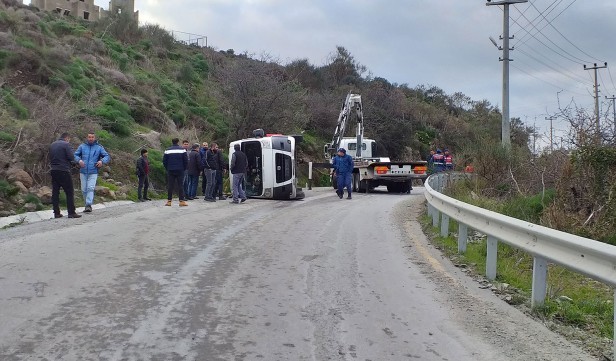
[1,88,29,119]
[57,58,102,100]
[0,179,19,198]
[0,130,16,143]
[422,214,614,339]
[93,95,134,137]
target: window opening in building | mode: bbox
[63,10,70,16]
[54,8,61,13]
[83,11,90,20]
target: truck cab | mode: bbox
[229,131,305,200]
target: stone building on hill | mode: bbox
[30,0,139,22]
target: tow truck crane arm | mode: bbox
[325,93,364,159]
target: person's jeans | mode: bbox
[51,170,76,215]
[204,169,217,199]
[232,173,247,202]
[216,170,224,197]
[336,172,352,197]
[187,174,200,198]
[183,171,190,197]
[137,174,149,200]
[80,173,98,206]
[201,170,208,195]
[167,170,185,201]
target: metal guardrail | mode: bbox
[424,172,616,356]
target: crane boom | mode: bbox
[325,93,364,159]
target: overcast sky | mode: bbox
[37,0,616,148]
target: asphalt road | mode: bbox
[0,187,596,361]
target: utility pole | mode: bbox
[533,117,537,158]
[546,116,557,152]
[607,95,616,141]
[487,0,528,147]
[584,62,608,144]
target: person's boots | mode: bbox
[165,200,172,206]
[179,200,189,207]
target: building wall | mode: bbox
[108,0,139,23]
[32,0,138,22]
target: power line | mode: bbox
[527,0,599,63]
[517,48,589,85]
[513,0,565,44]
[510,3,590,65]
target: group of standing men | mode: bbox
[427,148,454,173]
[161,138,248,206]
[49,132,110,219]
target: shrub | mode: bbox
[1,88,29,119]
[0,130,15,143]
[60,59,99,100]
[23,193,43,211]
[93,95,134,137]
[0,49,13,70]
[177,63,198,84]
[0,179,18,198]
[15,36,37,49]
[141,24,175,49]
[193,54,209,76]
[145,149,167,188]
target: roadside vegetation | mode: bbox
[421,109,616,357]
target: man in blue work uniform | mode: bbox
[332,148,354,200]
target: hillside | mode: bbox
[0,0,527,215]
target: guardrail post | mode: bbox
[432,208,440,227]
[458,223,468,253]
[531,257,548,307]
[486,236,498,280]
[440,214,450,237]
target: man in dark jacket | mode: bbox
[163,138,188,207]
[230,143,248,204]
[136,148,151,202]
[200,142,208,196]
[186,144,202,200]
[215,147,227,200]
[49,133,81,219]
[181,140,190,197]
[203,142,220,202]
[332,148,354,200]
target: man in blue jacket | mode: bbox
[332,148,354,200]
[74,132,110,213]
[163,138,189,207]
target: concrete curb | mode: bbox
[0,201,134,229]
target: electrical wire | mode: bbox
[526,0,600,63]
[511,3,590,65]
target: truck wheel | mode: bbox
[387,185,397,193]
[402,182,412,194]
[352,173,360,192]
[358,180,367,193]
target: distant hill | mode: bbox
[0,0,530,215]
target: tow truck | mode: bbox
[325,93,428,193]
[229,129,305,200]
